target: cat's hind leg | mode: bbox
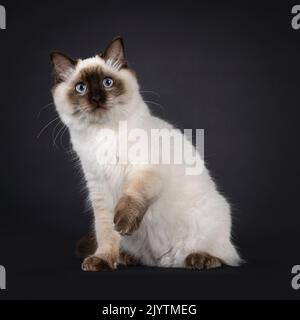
[76,233,97,259]
[119,251,140,266]
[185,252,223,270]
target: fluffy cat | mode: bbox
[50,37,241,271]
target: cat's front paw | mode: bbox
[114,209,142,235]
[114,196,144,236]
[81,255,117,272]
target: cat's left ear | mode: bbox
[101,36,127,69]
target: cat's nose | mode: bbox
[92,94,102,103]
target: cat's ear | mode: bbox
[101,36,127,69]
[50,52,77,83]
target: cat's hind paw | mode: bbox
[185,252,223,270]
[119,251,139,266]
[76,233,97,259]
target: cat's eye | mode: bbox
[75,83,87,94]
[103,78,114,88]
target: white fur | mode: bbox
[53,55,241,268]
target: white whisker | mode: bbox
[37,116,60,139]
[144,100,166,115]
[53,122,65,148]
[60,126,69,151]
[51,120,62,147]
[140,90,160,97]
[36,102,55,119]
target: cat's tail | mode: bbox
[76,233,97,258]
[219,242,244,267]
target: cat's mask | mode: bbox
[50,37,137,120]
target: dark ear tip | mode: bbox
[49,52,54,61]
[49,51,60,62]
[49,51,77,66]
[113,35,123,41]
[112,36,125,46]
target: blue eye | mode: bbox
[103,78,114,88]
[75,83,87,94]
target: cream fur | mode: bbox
[52,55,241,268]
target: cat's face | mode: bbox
[50,37,139,126]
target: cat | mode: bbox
[50,37,241,271]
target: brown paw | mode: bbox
[114,212,141,235]
[114,196,145,235]
[81,255,116,272]
[119,251,139,266]
[76,233,97,259]
[185,252,223,270]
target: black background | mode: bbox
[0,0,299,299]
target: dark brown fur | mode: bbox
[82,255,115,271]
[76,233,139,267]
[76,233,97,258]
[50,51,77,85]
[114,195,149,235]
[119,251,139,266]
[185,252,223,269]
[50,37,131,117]
[100,36,128,69]
[67,66,126,116]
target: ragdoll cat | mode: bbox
[50,37,241,271]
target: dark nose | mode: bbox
[92,94,102,103]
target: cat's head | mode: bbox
[50,37,140,127]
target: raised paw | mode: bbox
[114,211,141,235]
[185,252,223,270]
[114,196,145,235]
[81,255,116,272]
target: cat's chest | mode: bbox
[71,130,126,183]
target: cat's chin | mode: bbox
[85,107,111,124]
[79,105,109,118]
[92,108,108,118]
